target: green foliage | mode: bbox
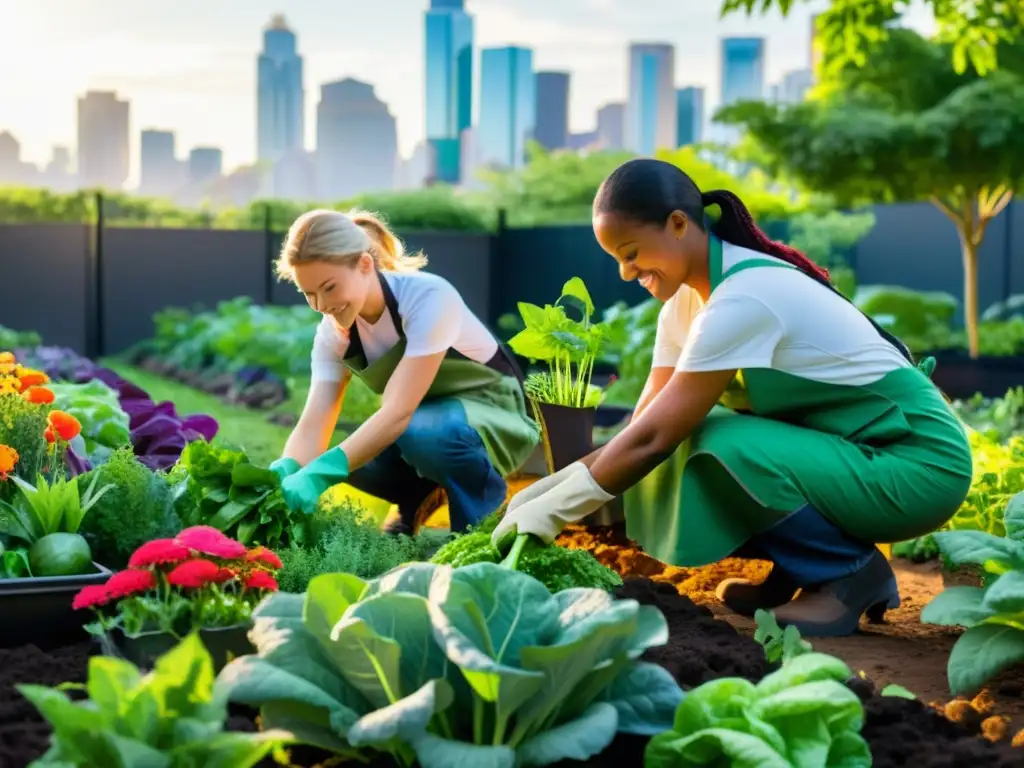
[77,447,182,569]
[47,379,131,465]
[645,652,869,767]
[276,498,447,593]
[720,0,1024,77]
[753,609,812,666]
[18,633,286,767]
[0,324,41,349]
[176,440,308,550]
[954,387,1024,443]
[920,492,1024,695]
[220,563,681,765]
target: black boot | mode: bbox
[716,565,800,617]
[769,550,900,638]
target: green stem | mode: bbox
[473,697,485,744]
[501,534,530,571]
[492,711,511,746]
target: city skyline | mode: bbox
[0,0,936,184]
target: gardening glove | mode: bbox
[507,462,588,513]
[492,465,614,548]
[280,447,350,514]
[269,457,301,482]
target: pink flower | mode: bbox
[175,526,247,559]
[243,571,279,592]
[245,546,283,570]
[72,585,112,610]
[211,567,237,584]
[128,539,192,568]
[166,559,221,589]
[104,569,157,599]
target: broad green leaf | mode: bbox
[517,701,617,766]
[752,680,864,733]
[645,726,791,768]
[880,683,916,699]
[16,684,109,735]
[932,531,1024,570]
[558,277,595,321]
[304,572,368,640]
[671,677,758,734]
[517,302,549,331]
[409,731,516,768]
[180,730,283,768]
[347,678,454,748]
[508,328,556,362]
[826,730,872,766]
[325,613,403,709]
[231,463,279,487]
[755,653,852,697]
[595,662,682,736]
[143,633,215,720]
[947,624,1024,695]
[105,733,170,768]
[86,657,142,715]
[206,500,256,531]
[981,571,1024,615]
[921,586,990,627]
[771,716,830,768]
[1005,492,1024,542]
[257,701,359,755]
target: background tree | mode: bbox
[717,29,1024,358]
[721,0,1024,76]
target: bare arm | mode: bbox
[338,351,447,472]
[588,368,736,495]
[579,366,675,470]
[282,374,349,465]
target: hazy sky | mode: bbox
[0,0,933,180]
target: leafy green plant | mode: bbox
[920,490,1024,695]
[0,471,113,577]
[219,561,682,767]
[430,511,622,593]
[753,609,813,665]
[47,379,130,464]
[645,652,870,767]
[176,440,309,550]
[954,387,1024,443]
[17,632,287,767]
[509,277,607,409]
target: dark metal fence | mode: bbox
[1,199,1021,357]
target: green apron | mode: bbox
[340,272,539,477]
[623,239,974,567]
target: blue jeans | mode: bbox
[344,398,507,532]
[733,503,878,586]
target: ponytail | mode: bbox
[348,210,428,272]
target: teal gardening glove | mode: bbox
[280,448,350,514]
[269,457,301,482]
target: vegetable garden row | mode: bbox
[2,277,1024,766]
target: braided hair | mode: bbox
[593,158,913,362]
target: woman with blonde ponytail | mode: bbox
[270,208,540,534]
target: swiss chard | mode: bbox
[920,490,1024,695]
[218,561,681,767]
[18,632,287,767]
[645,652,870,768]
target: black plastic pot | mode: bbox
[925,350,1024,399]
[0,562,112,649]
[533,401,597,472]
[595,404,633,428]
[101,624,253,671]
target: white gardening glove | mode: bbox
[507,462,587,514]
[492,465,614,546]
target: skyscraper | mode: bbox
[77,91,130,190]
[424,0,473,183]
[721,37,766,106]
[676,87,704,147]
[188,147,223,185]
[139,129,182,197]
[315,78,398,200]
[534,71,570,151]
[596,102,625,150]
[257,14,304,163]
[626,43,677,156]
[477,46,535,169]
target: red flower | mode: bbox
[47,410,81,441]
[104,569,157,599]
[72,585,112,610]
[243,571,279,592]
[166,559,220,589]
[128,539,192,568]
[175,526,247,559]
[245,546,283,570]
[211,567,237,583]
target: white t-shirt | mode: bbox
[310,271,498,382]
[652,241,911,386]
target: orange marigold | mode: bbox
[0,444,18,479]
[22,386,54,405]
[44,426,55,444]
[47,410,81,441]
[17,369,49,391]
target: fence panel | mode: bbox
[0,224,91,353]
[101,227,267,354]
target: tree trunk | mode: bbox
[961,237,980,359]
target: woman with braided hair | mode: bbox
[493,158,972,637]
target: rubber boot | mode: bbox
[716,565,800,617]
[381,488,447,537]
[769,550,900,638]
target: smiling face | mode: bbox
[593,209,697,302]
[293,253,375,329]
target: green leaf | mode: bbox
[670,677,758,734]
[517,701,617,766]
[517,302,549,331]
[752,680,864,732]
[921,586,991,627]
[1005,492,1024,542]
[347,678,454,748]
[304,572,368,640]
[645,726,792,768]
[947,624,1024,695]
[755,653,852,697]
[231,463,279,488]
[933,531,1024,570]
[596,662,682,736]
[179,730,284,768]
[409,731,516,768]
[508,328,556,362]
[558,277,595,321]
[982,571,1024,615]
[86,657,142,715]
[880,683,916,699]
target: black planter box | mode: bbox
[925,350,1024,399]
[0,563,112,649]
[99,624,254,671]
